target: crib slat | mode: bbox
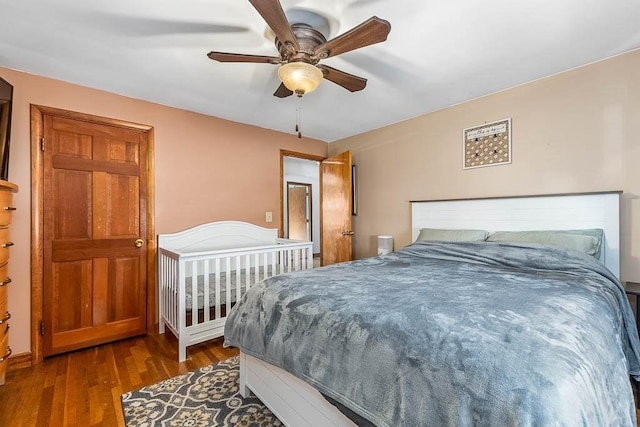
[203,260,210,324]
[225,257,232,313]
[245,254,251,291]
[215,258,221,319]
[236,255,242,308]
[190,261,198,327]
[253,253,259,284]
[270,251,276,278]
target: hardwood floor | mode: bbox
[0,333,238,427]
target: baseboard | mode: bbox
[8,352,32,370]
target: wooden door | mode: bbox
[287,182,311,241]
[320,151,353,266]
[42,114,148,357]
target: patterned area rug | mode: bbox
[121,356,283,426]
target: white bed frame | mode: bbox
[158,221,313,362]
[238,192,621,426]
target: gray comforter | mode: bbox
[224,241,640,426]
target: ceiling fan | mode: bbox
[207,0,391,98]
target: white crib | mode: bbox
[157,221,314,361]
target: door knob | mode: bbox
[134,238,144,248]
[342,231,355,236]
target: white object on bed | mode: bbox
[237,191,622,426]
[158,221,314,362]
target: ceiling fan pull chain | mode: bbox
[296,102,302,139]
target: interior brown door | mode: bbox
[287,182,311,241]
[320,151,353,266]
[42,114,148,357]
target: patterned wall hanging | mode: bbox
[463,118,511,169]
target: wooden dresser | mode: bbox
[0,179,17,385]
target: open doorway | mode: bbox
[281,150,323,258]
[281,149,353,267]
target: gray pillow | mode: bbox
[486,229,604,258]
[416,228,489,242]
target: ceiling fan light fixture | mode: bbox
[278,62,323,97]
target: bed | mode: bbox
[224,192,640,426]
[157,220,313,362]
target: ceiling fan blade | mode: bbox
[273,83,294,98]
[338,51,423,88]
[82,12,251,36]
[348,0,385,7]
[207,51,281,63]
[314,16,391,59]
[102,16,250,36]
[318,65,367,92]
[249,0,299,51]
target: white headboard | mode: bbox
[411,192,621,278]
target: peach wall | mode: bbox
[0,66,327,357]
[331,49,640,283]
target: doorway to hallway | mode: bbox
[281,153,321,255]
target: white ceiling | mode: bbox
[1,0,639,142]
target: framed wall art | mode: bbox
[463,118,511,169]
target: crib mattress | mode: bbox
[184,268,268,310]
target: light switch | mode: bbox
[266,211,273,222]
